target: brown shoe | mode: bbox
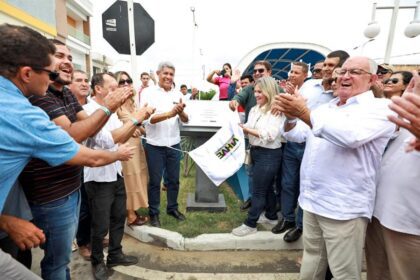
[78,245,91,261]
[127,215,149,229]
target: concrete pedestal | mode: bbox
[180,131,227,212]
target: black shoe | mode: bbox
[149,215,161,227]
[240,199,252,211]
[271,219,296,234]
[93,262,108,280]
[167,209,186,221]
[107,254,138,268]
[283,227,302,242]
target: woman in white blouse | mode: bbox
[232,76,285,236]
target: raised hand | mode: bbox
[171,98,186,116]
[104,86,133,112]
[272,93,308,120]
[284,81,296,95]
[229,100,239,111]
[388,92,420,139]
[231,69,242,82]
[134,102,155,122]
[116,143,135,161]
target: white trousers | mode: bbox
[0,249,41,280]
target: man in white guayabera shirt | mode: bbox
[272,56,396,280]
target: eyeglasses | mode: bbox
[118,78,133,85]
[335,68,371,76]
[383,78,399,84]
[312,69,322,73]
[377,69,391,75]
[253,68,265,74]
[32,68,59,81]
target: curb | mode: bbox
[112,265,301,280]
[125,225,303,251]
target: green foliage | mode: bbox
[197,89,216,100]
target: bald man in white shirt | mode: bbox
[273,56,396,280]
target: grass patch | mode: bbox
[138,164,249,238]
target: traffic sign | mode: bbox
[102,1,154,55]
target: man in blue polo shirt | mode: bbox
[0,24,134,280]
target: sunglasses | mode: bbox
[33,68,59,81]
[377,69,391,75]
[253,68,265,74]
[383,78,399,84]
[118,78,133,85]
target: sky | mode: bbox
[90,0,420,90]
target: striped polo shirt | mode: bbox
[19,86,83,204]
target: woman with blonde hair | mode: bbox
[115,71,149,227]
[232,76,285,236]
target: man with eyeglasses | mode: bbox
[377,63,393,82]
[311,61,324,79]
[0,24,136,280]
[371,63,394,98]
[272,51,349,244]
[18,39,133,279]
[273,56,396,279]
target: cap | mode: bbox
[378,63,393,72]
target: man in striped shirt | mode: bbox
[19,39,131,280]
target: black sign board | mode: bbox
[102,1,155,55]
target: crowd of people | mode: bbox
[0,22,419,280]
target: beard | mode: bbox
[54,75,72,86]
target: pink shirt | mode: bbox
[215,76,231,100]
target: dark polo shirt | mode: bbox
[20,86,83,204]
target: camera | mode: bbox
[220,69,226,76]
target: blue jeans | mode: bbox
[146,143,181,216]
[30,190,80,280]
[281,141,305,229]
[245,146,282,228]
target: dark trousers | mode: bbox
[281,141,305,228]
[245,146,282,228]
[145,143,181,216]
[76,183,91,247]
[85,177,126,265]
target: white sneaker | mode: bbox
[257,213,278,225]
[232,224,257,237]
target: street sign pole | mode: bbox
[127,0,138,90]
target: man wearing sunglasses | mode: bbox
[18,39,133,279]
[0,24,135,280]
[311,61,324,80]
[371,63,394,98]
[273,56,396,279]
